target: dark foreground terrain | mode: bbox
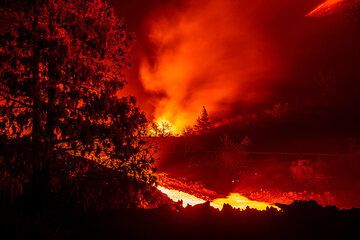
[1,198,359,240]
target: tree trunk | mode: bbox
[43,4,58,200]
[31,0,49,208]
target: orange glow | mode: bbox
[157,186,279,211]
[141,0,279,131]
[307,0,344,17]
[147,119,181,136]
[210,193,279,211]
[157,186,206,207]
[155,119,178,135]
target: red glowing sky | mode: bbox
[110,0,360,132]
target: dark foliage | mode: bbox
[0,199,359,240]
[193,106,213,135]
[0,0,156,208]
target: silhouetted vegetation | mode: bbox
[0,0,156,209]
[1,199,359,239]
[193,106,213,135]
[149,121,173,137]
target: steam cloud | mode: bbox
[139,0,281,131]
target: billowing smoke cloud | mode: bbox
[139,0,281,132]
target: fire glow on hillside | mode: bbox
[157,186,279,211]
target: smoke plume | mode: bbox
[139,0,281,132]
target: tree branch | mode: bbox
[0,105,27,109]
[0,91,33,108]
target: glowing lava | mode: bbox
[157,186,206,207]
[157,186,279,211]
[140,0,279,132]
[210,193,278,211]
[307,0,345,17]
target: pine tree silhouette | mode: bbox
[194,106,213,134]
[0,0,156,203]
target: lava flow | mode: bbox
[210,193,279,211]
[157,186,206,207]
[306,0,346,17]
[157,186,279,211]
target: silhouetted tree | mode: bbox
[0,0,156,203]
[194,106,213,134]
[181,125,194,136]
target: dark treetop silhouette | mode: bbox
[0,0,156,207]
[194,106,213,135]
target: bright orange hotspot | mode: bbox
[210,193,279,211]
[157,186,206,207]
[157,186,279,211]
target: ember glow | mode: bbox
[157,186,279,211]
